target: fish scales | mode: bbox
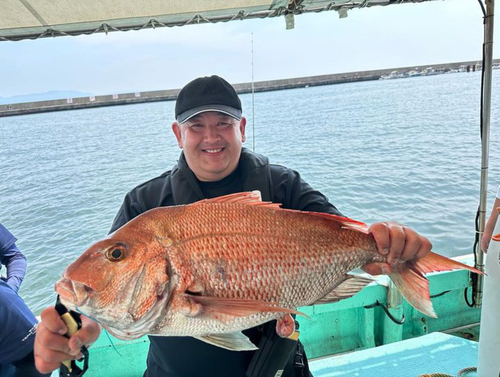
[151,202,381,336]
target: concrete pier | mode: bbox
[1,59,498,118]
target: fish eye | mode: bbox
[106,248,125,262]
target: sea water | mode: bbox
[1,70,500,313]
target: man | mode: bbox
[34,75,431,376]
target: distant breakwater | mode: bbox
[1,59,497,118]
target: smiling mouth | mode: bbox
[202,148,224,154]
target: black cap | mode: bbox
[175,75,242,124]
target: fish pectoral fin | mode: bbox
[194,332,258,351]
[187,294,308,321]
[313,275,374,305]
[179,294,204,317]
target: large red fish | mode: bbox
[55,192,481,351]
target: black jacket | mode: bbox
[110,148,341,377]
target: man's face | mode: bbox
[172,111,246,182]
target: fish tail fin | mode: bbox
[389,252,483,318]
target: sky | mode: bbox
[0,0,498,98]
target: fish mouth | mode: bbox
[55,278,90,308]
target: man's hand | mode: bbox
[34,306,101,374]
[362,221,432,275]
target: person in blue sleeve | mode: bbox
[0,224,49,377]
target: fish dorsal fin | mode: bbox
[193,191,282,209]
[313,274,374,305]
[193,191,368,233]
[194,332,258,351]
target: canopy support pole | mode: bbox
[473,0,495,308]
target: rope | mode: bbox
[457,367,477,377]
[364,300,405,325]
[419,367,477,377]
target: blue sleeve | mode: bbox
[0,224,27,293]
[0,223,16,251]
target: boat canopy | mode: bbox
[1,0,435,42]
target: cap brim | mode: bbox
[177,105,242,124]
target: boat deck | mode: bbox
[310,332,478,377]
